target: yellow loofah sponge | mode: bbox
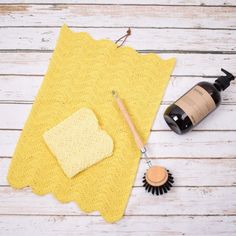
[43,108,114,178]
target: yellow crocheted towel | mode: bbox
[7,24,175,223]
[43,107,114,178]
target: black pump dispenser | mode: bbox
[164,69,235,134]
[214,68,235,91]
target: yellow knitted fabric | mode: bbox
[7,24,175,223]
[43,107,114,178]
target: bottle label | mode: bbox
[175,85,216,125]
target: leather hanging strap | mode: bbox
[115,28,131,48]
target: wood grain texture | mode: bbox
[0,215,235,236]
[1,53,236,76]
[2,158,236,186]
[1,130,235,158]
[1,76,236,104]
[1,103,236,130]
[0,186,235,215]
[1,0,236,6]
[0,27,236,52]
[0,0,235,234]
[0,5,235,29]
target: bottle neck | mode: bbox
[213,82,223,92]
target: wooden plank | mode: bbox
[0,76,42,102]
[0,215,235,236]
[2,157,236,186]
[1,0,236,6]
[0,76,235,104]
[1,130,235,158]
[0,103,236,130]
[147,131,236,158]
[135,159,236,187]
[0,186,235,215]
[1,53,236,76]
[0,5,235,29]
[0,27,235,52]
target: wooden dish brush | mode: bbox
[112,91,174,195]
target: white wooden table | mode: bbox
[0,1,236,235]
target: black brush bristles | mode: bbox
[142,170,174,196]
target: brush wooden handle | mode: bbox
[113,91,145,151]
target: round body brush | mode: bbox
[112,91,174,195]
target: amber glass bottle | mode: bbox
[164,69,235,134]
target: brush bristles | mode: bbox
[142,170,174,195]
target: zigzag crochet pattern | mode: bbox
[7,24,175,223]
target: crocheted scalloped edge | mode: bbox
[60,24,173,63]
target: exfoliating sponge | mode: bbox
[43,108,114,178]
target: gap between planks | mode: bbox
[1,156,236,159]
[0,0,236,7]
[1,26,236,31]
[0,3,236,7]
[0,2,236,7]
[0,213,235,217]
[1,50,235,54]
